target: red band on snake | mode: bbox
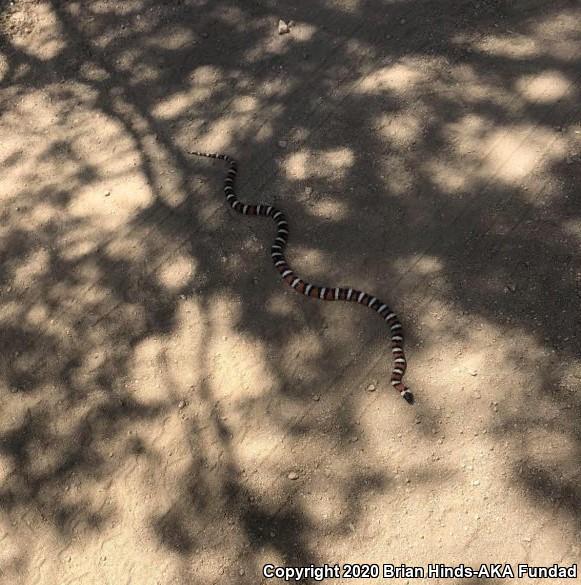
[190,151,413,404]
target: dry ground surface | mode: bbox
[0,0,580,584]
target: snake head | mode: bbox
[401,389,414,404]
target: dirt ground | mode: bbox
[0,0,580,584]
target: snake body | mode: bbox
[191,151,413,404]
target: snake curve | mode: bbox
[190,151,413,404]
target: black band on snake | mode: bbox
[190,151,413,404]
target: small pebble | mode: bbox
[239,569,245,576]
[278,19,290,35]
[288,471,299,480]
[472,480,480,486]
[178,400,186,409]
[304,186,313,195]
[312,394,320,401]
[367,383,376,392]
[278,139,287,148]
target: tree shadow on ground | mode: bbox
[0,0,579,582]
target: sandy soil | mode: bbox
[0,1,580,584]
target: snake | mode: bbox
[190,151,413,404]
